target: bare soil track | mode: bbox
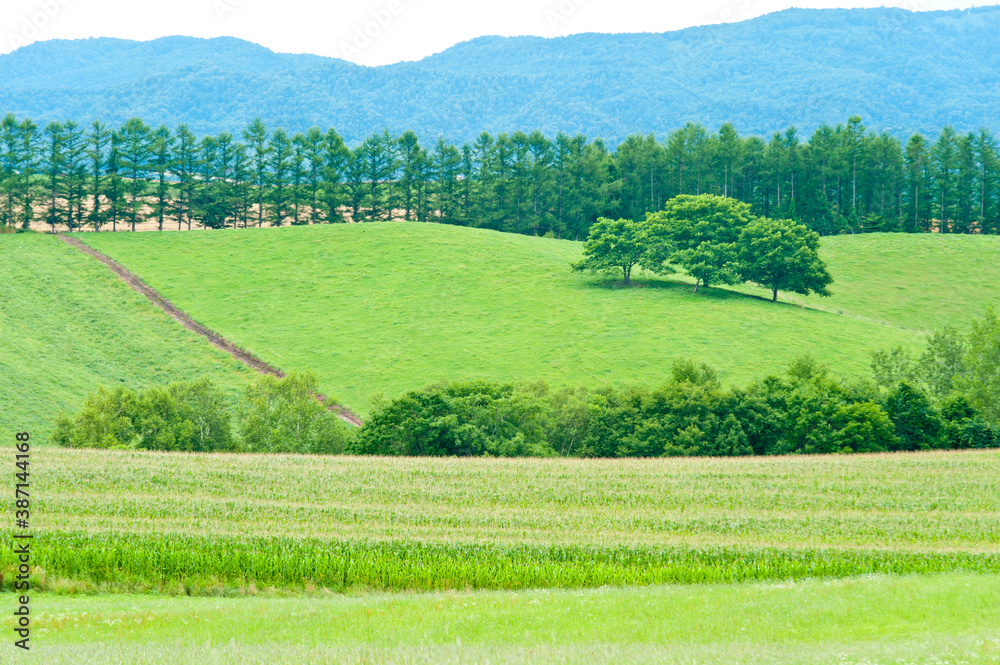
[60,234,364,427]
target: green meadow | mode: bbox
[738,232,1000,331]
[79,223,957,416]
[0,234,250,440]
[7,574,1000,664]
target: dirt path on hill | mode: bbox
[60,234,364,427]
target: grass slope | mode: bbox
[80,224,929,415]
[738,233,1000,331]
[9,574,1000,664]
[0,234,251,440]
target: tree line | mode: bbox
[53,309,1000,458]
[2,113,999,237]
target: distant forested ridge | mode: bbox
[2,7,1000,143]
[2,114,998,237]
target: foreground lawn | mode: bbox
[6,573,1000,664]
[6,448,998,593]
[0,234,251,440]
[80,223,925,414]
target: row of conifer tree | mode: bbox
[1,113,998,237]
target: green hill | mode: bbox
[0,234,252,440]
[79,224,959,416]
[740,233,1000,332]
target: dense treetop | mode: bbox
[2,7,1000,143]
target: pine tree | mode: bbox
[322,129,349,223]
[43,121,66,233]
[174,125,200,230]
[242,119,270,228]
[119,118,152,231]
[267,129,292,227]
[86,121,110,231]
[63,121,87,232]
[149,125,174,231]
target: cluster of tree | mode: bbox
[355,357,998,459]
[2,114,999,238]
[573,195,833,301]
[870,306,1000,423]
[51,373,350,454]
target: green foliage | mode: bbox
[51,386,139,450]
[959,306,1000,420]
[236,371,349,454]
[786,353,830,382]
[737,218,833,302]
[356,364,986,459]
[51,378,234,452]
[355,381,555,457]
[872,309,1000,431]
[883,382,945,451]
[870,346,917,388]
[571,217,670,285]
[53,373,350,454]
[647,195,753,291]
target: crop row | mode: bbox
[2,532,998,595]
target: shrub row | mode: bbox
[52,373,350,453]
[355,359,998,458]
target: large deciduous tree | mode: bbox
[571,217,670,285]
[736,217,833,302]
[647,194,754,293]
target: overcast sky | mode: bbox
[0,0,990,65]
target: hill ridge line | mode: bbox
[59,234,364,427]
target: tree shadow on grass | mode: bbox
[577,276,824,309]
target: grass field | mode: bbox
[739,232,1000,331]
[5,574,1000,664]
[78,223,946,416]
[6,448,998,594]
[0,234,251,440]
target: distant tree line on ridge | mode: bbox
[2,114,999,237]
[53,309,1000,458]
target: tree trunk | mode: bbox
[772,288,778,303]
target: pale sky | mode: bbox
[0,0,990,65]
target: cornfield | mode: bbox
[4,448,999,593]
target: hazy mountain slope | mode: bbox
[1,7,999,143]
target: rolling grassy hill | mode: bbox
[77,223,971,416]
[739,233,1000,332]
[0,234,252,440]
